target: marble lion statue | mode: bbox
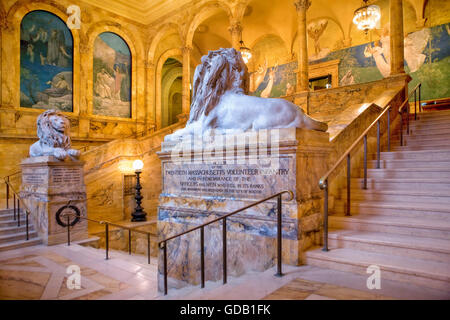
[29,109,80,160]
[165,48,327,141]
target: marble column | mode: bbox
[389,0,405,75]
[294,0,311,92]
[228,21,243,51]
[181,46,192,120]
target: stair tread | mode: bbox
[353,178,450,183]
[366,167,450,172]
[0,237,42,249]
[306,247,450,280]
[0,230,37,240]
[336,199,450,211]
[327,229,450,253]
[330,214,450,230]
[347,189,450,197]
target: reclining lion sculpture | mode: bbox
[165,48,327,141]
[29,109,80,160]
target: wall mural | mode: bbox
[93,32,131,118]
[250,22,450,102]
[20,10,73,111]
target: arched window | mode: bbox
[93,32,131,118]
[20,10,73,111]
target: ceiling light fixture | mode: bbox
[353,0,381,34]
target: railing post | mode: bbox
[147,233,151,264]
[67,215,70,246]
[200,226,205,288]
[26,211,29,241]
[163,242,168,295]
[387,107,391,152]
[363,135,367,189]
[128,229,132,255]
[377,120,381,169]
[222,217,227,284]
[13,193,16,220]
[407,103,410,135]
[400,111,403,146]
[346,154,351,216]
[17,199,20,227]
[414,90,417,120]
[105,223,109,260]
[322,180,329,252]
[6,178,9,209]
[275,194,283,277]
[419,84,422,113]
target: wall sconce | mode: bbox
[131,159,147,222]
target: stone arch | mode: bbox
[155,48,183,129]
[185,1,232,47]
[5,1,80,112]
[147,22,180,65]
[85,22,142,120]
[161,66,183,128]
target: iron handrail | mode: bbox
[158,190,294,295]
[3,177,31,240]
[63,211,154,264]
[318,83,422,252]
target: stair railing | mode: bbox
[63,209,154,264]
[158,190,294,295]
[3,176,31,241]
[399,83,421,146]
[318,83,422,252]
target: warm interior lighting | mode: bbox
[353,0,381,34]
[239,40,252,64]
[133,159,144,171]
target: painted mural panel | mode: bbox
[250,23,450,102]
[20,11,73,111]
[93,32,131,118]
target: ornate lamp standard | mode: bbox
[131,159,147,222]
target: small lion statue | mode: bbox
[29,109,80,161]
[165,48,327,141]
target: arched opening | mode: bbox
[93,32,131,118]
[20,10,73,111]
[161,58,182,128]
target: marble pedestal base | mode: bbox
[20,156,88,245]
[156,128,331,291]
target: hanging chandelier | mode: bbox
[353,0,381,34]
[239,39,252,64]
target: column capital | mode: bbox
[182,46,193,55]
[294,0,311,12]
[228,21,243,36]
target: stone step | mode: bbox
[408,122,450,131]
[0,230,38,244]
[351,178,450,191]
[0,212,26,221]
[368,159,450,169]
[333,200,450,220]
[416,110,450,117]
[327,229,450,263]
[392,144,450,151]
[305,247,450,291]
[409,127,450,136]
[409,116,450,125]
[0,237,42,252]
[0,224,35,236]
[360,168,450,179]
[391,137,450,147]
[0,219,27,227]
[375,150,450,161]
[339,188,450,205]
[329,215,450,240]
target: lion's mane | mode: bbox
[37,109,71,149]
[187,48,249,124]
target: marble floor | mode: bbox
[1,243,449,300]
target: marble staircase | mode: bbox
[306,110,450,292]
[0,208,42,251]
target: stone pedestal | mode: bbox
[156,128,331,290]
[20,156,88,245]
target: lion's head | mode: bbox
[36,109,71,149]
[187,48,249,124]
